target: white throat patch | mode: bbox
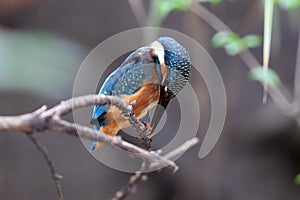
[150,41,165,65]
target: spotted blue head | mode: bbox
[155,37,191,96]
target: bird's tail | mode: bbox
[89,124,104,152]
[90,141,104,152]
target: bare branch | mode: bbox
[294,26,300,121]
[150,137,199,169]
[51,118,178,170]
[112,127,153,200]
[112,170,147,200]
[127,0,147,27]
[0,94,176,170]
[0,106,47,133]
[46,94,150,136]
[27,134,64,200]
[161,137,199,160]
[0,95,150,136]
[112,137,199,200]
[0,94,200,200]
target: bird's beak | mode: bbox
[150,86,171,132]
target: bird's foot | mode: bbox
[133,122,153,150]
[127,100,136,111]
[141,121,153,150]
[142,121,153,133]
[141,137,152,150]
[121,100,137,119]
[134,121,152,138]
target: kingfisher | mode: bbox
[90,37,191,151]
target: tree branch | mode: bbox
[0,94,199,200]
[112,137,199,200]
[0,94,186,171]
[127,0,147,27]
[294,25,300,122]
[0,105,47,133]
[112,170,148,200]
[27,134,64,200]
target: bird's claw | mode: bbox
[121,100,136,119]
[142,121,153,133]
[127,100,136,111]
[134,122,153,138]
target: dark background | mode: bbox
[0,0,300,199]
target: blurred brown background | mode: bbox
[0,0,300,199]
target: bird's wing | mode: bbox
[91,47,160,129]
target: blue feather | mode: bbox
[90,142,97,152]
[90,37,191,152]
[90,48,147,152]
[91,48,150,129]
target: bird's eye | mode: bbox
[152,55,160,64]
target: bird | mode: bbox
[89,36,191,152]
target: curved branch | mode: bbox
[0,94,199,200]
[0,94,183,171]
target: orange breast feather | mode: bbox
[100,83,160,135]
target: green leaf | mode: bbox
[243,34,262,48]
[212,31,240,48]
[198,0,221,4]
[295,173,300,185]
[277,0,300,11]
[212,32,261,56]
[224,40,247,56]
[156,1,173,19]
[156,0,192,16]
[149,0,192,26]
[171,0,193,10]
[248,67,281,87]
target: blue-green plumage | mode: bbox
[92,46,162,123]
[90,37,191,151]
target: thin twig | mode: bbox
[112,137,199,200]
[150,137,199,169]
[294,25,300,122]
[52,118,178,171]
[27,134,63,200]
[127,0,147,27]
[113,172,148,200]
[262,0,275,103]
[189,2,297,118]
[112,161,148,200]
[161,137,199,160]
[112,126,153,200]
